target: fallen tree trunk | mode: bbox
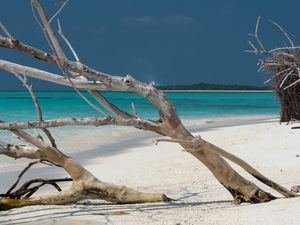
[0,1,297,210]
[0,131,171,211]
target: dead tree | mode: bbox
[247,16,300,122]
[0,2,298,210]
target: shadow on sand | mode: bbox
[0,198,233,225]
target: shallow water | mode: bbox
[0,91,279,121]
[0,92,279,151]
[0,91,280,160]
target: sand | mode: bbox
[1,117,300,225]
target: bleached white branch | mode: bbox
[269,46,300,53]
[31,0,67,59]
[248,16,267,52]
[0,3,295,206]
[13,73,57,148]
[0,20,14,39]
[32,2,109,116]
[0,116,161,132]
[89,90,134,119]
[279,70,294,88]
[57,19,80,62]
[0,59,105,90]
[270,20,295,47]
[0,36,186,127]
[283,79,300,90]
[0,141,43,159]
[263,67,292,84]
[48,0,69,24]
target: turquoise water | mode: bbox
[0,91,279,122]
[0,90,280,159]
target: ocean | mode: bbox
[0,91,279,122]
[0,91,280,168]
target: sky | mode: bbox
[1,0,300,90]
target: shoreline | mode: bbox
[0,90,272,92]
[162,90,272,92]
[0,114,277,188]
[2,115,300,225]
[0,114,278,170]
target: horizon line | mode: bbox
[0,89,273,92]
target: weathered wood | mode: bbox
[0,130,170,211]
[0,1,298,210]
[247,17,300,122]
[0,117,161,133]
[0,60,106,90]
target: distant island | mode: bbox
[157,82,270,91]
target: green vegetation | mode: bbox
[157,82,270,90]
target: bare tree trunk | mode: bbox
[159,132,279,204]
[0,2,298,211]
[0,131,170,210]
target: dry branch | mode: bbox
[4,161,41,197]
[0,117,161,132]
[248,17,300,122]
[0,1,298,211]
[13,73,57,147]
[0,59,106,90]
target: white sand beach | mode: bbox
[1,116,300,225]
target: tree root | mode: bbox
[2,178,73,199]
[225,185,276,204]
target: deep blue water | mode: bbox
[0,91,279,122]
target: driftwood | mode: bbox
[247,16,300,122]
[0,1,298,210]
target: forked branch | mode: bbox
[0,1,298,210]
[248,17,300,122]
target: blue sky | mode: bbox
[1,0,300,90]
